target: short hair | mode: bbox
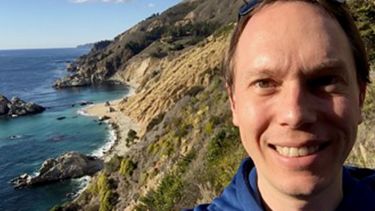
[223,0,370,91]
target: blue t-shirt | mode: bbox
[184,158,375,211]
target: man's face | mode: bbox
[229,1,364,198]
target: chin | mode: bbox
[276,170,335,198]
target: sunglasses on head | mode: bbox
[239,0,346,18]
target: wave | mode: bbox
[90,123,117,158]
[76,108,89,116]
[70,176,91,199]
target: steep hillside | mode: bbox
[55,0,375,210]
[59,25,240,211]
[119,32,230,135]
[54,0,242,89]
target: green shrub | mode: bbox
[99,191,118,211]
[126,129,139,147]
[174,122,192,138]
[213,23,235,38]
[125,41,146,54]
[205,125,245,192]
[204,121,214,135]
[86,173,118,211]
[348,0,375,63]
[104,154,123,173]
[119,158,137,177]
[204,115,222,135]
[138,151,196,211]
[139,173,184,211]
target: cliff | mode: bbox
[53,0,243,89]
[55,0,375,210]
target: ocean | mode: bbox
[0,48,128,211]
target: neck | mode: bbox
[257,172,343,211]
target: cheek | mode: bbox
[329,97,360,151]
[331,97,361,129]
[235,98,270,150]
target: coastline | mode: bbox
[80,93,139,162]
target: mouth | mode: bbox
[269,143,329,158]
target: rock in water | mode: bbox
[0,95,10,115]
[11,152,104,189]
[0,95,45,117]
[53,74,91,89]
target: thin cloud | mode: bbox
[147,3,155,8]
[71,0,90,3]
[70,0,131,3]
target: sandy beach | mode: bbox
[83,98,139,161]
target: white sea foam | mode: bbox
[67,176,92,199]
[76,107,90,116]
[91,123,117,158]
[73,176,91,195]
[76,102,117,158]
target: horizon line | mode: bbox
[0,46,92,51]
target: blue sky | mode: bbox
[0,0,181,50]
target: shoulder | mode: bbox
[345,166,375,189]
[182,158,263,211]
[337,166,375,211]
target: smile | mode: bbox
[270,143,329,158]
[275,145,319,157]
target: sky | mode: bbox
[0,0,182,50]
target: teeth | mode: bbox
[275,145,320,157]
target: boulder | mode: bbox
[0,95,45,117]
[11,152,104,189]
[79,101,93,106]
[108,107,115,113]
[0,95,10,115]
[53,74,91,89]
[8,97,45,116]
[66,63,78,72]
[98,115,110,121]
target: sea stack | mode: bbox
[0,95,45,117]
[11,152,104,189]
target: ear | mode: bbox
[358,83,367,124]
[226,83,239,126]
[359,83,366,108]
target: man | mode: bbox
[186,0,375,210]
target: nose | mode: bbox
[277,81,317,129]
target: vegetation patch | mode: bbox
[126,129,139,147]
[349,0,375,64]
[137,151,196,211]
[119,158,137,177]
[104,154,123,173]
[204,125,246,192]
[87,172,118,211]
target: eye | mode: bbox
[309,75,343,93]
[313,75,339,86]
[253,79,278,88]
[251,78,279,94]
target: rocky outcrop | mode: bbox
[11,152,103,189]
[52,0,243,89]
[53,74,91,89]
[0,95,10,114]
[0,95,45,117]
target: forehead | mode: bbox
[234,1,354,77]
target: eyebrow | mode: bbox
[305,59,349,80]
[309,59,346,71]
[240,58,350,83]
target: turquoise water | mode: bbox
[0,48,128,210]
